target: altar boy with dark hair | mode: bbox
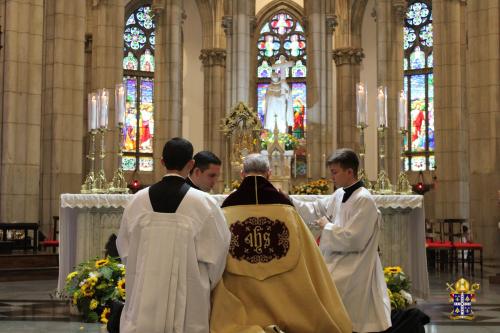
[116,137,230,333]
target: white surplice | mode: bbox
[117,187,231,333]
[293,187,391,333]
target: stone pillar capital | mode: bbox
[326,14,338,34]
[392,0,408,25]
[332,47,364,66]
[199,48,226,67]
[152,0,165,14]
[222,15,233,36]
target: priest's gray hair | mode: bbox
[243,154,270,174]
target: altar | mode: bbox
[58,193,429,299]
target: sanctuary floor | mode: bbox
[0,263,499,333]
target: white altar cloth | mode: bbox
[58,193,428,299]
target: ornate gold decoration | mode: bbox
[447,278,480,320]
[332,47,365,66]
[81,130,97,193]
[396,128,412,193]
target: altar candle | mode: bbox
[99,88,109,128]
[321,153,326,178]
[356,82,367,127]
[307,153,311,178]
[398,89,407,131]
[377,86,387,128]
[88,93,97,131]
[115,84,126,126]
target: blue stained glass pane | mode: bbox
[404,157,410,171]
[291,83,307,137]
[139,79,154,153]
[410,75,426,152]
[270,13,293,35]
[122,156,137,171]
[124,26,147,50]
[404,27,416,50]
[427,53,433,68]
[126,14,135,26]
[420,23,433,47]
[429,155,436,170]
[140,49,154,72]
[410,46,425,69]
[137,6,154,30]
[123,77,138,153]
[260,24,270,34]
[139,157,154,171]
[411,156,426,171]
[404,58,408,70]
[150,31,155,49]
[257,83,269,125]
[292,60,306,78]
[406,2,430,26]
[428,74,434,151]
[123,52,138,70]
[284,34,306,57]
[258,60,272,78]
[295,21,304,32]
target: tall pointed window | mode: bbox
[403,0,434,171]
[122,5,155,171]
[256,12,307,138]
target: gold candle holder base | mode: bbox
[396,171,412,194]
[92,128,108,193]
[374,170,393,194]
[358,168,372,190]
[81,130,97,193]
[81,171,95,193]
[109,168,129,194]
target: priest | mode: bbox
[293,148,392,333]
[186,150,222,192]
[116,137,230,333]
[210,153,352,333]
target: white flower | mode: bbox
[400,290,413,304]
[88,272,101,278]
[117,264,125,269]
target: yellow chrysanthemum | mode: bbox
[95,259,109,268]
[117,278,126,298]
[100,307,111,324]
[66,271,78,281]
[89,299,99,310]
[86,276,98,286]
[73,292,79,305]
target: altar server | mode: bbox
[186,150,222,192]
[293,148,391,333]
[116,137,230,333]
[210,153,352,333]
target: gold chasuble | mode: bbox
[210,204,352,333]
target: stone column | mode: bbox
[375,0,406,182]
[466,0,499,259]
[333,47,364,151]
[40,0,86,228]
[304,0,336,178]
[153,0,184,180]
[0,0,44,222]
[224,0,254,109]
[199,48,226,157]
[434,0,469,219]
[87,0,124,181]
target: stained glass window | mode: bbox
[257,12,307,139]
[123,4,155,171]
[403,1,434,170]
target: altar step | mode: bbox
[0,253,58,282]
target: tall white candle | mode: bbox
[321,153,326,178]
[356,82,367,127]
[293,153,297,178]
[398,89,407,131]
[307,153,311,178]
[89,92,99,131]
[99,88,109,128]
[115,84,126,126]
[88,93,95,132]
[377,86,387,128]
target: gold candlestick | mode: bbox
[396,128,412,194]
[374,125,392,193]
[357,123,371,189]
[81,130,97,193]
[109,123,129,193]
[93,128,108,193]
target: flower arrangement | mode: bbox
[292,178,331,195]
[260,132,300,151]
[65,256,126,323]
[384,266,413,310]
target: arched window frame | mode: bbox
[122,1,155,172]
[255,7,307,139]
[403,0,434,171]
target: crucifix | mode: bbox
[272,55,294,80]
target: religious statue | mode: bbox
[263,56,294,133]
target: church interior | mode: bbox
[0,0,499,332]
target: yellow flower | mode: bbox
[95,259,109,268]
[81,283,94,297]
[100,307,111,324]
[73,292,79,305]
[66,271,78,281]
[87,276,98,286]
[89,299,98,310]
[117,278,126,298]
